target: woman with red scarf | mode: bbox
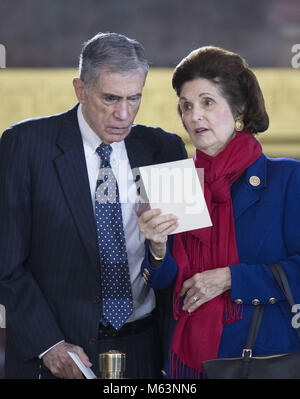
[139,46,300,378]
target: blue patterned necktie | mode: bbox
[95,143,133,330]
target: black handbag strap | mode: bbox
[268,263,300,341]
[244,305,264,351]
[244,263,300,352]
[269,263,296,310]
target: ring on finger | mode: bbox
[193,295,198,302]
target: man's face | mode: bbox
[73,69,145,144]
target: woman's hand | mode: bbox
[180,267,231,313]
[138,208,178,258]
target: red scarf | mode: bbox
[170,132,262,377]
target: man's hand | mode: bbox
[42,341,92,379]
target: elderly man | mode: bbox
[0,32,187,379]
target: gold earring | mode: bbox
[235,119,244,132]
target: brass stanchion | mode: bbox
[99,350,126,379]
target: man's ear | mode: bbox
[73,78,87,104]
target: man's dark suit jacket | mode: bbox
[0,105,187,378]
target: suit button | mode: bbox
[93,296,101,303]
[89,337,97,345]
[249,176,261,187]
[234,299,243,305]
[269,297,276,304]
[252,299,260,306]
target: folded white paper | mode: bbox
[67,351,97,379]
[138,158,212,234]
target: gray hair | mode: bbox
[79,32,149,87]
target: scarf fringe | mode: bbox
[223,292,243,324]
[170,350,204,379]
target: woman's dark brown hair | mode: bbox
[172,46,269,133]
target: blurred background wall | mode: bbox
[0,0,300,378]
[1,0,300,68]
[1,0,300,157]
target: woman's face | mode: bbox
[179,78,236,157]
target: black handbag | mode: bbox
[202,263,300,379]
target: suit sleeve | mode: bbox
[0,129,65,361]
[230,166,300,305]
[176,134,188,160]
[141,240,178,289]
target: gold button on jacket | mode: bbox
[249,176,261,187]
[234,299,243,305]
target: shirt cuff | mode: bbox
[148,244,165,260]
[38,340,65,359]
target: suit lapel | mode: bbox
[54,106,99,271]
[232,154,267,221]
[231,180,260,220]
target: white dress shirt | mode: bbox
[78,104,155,322]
